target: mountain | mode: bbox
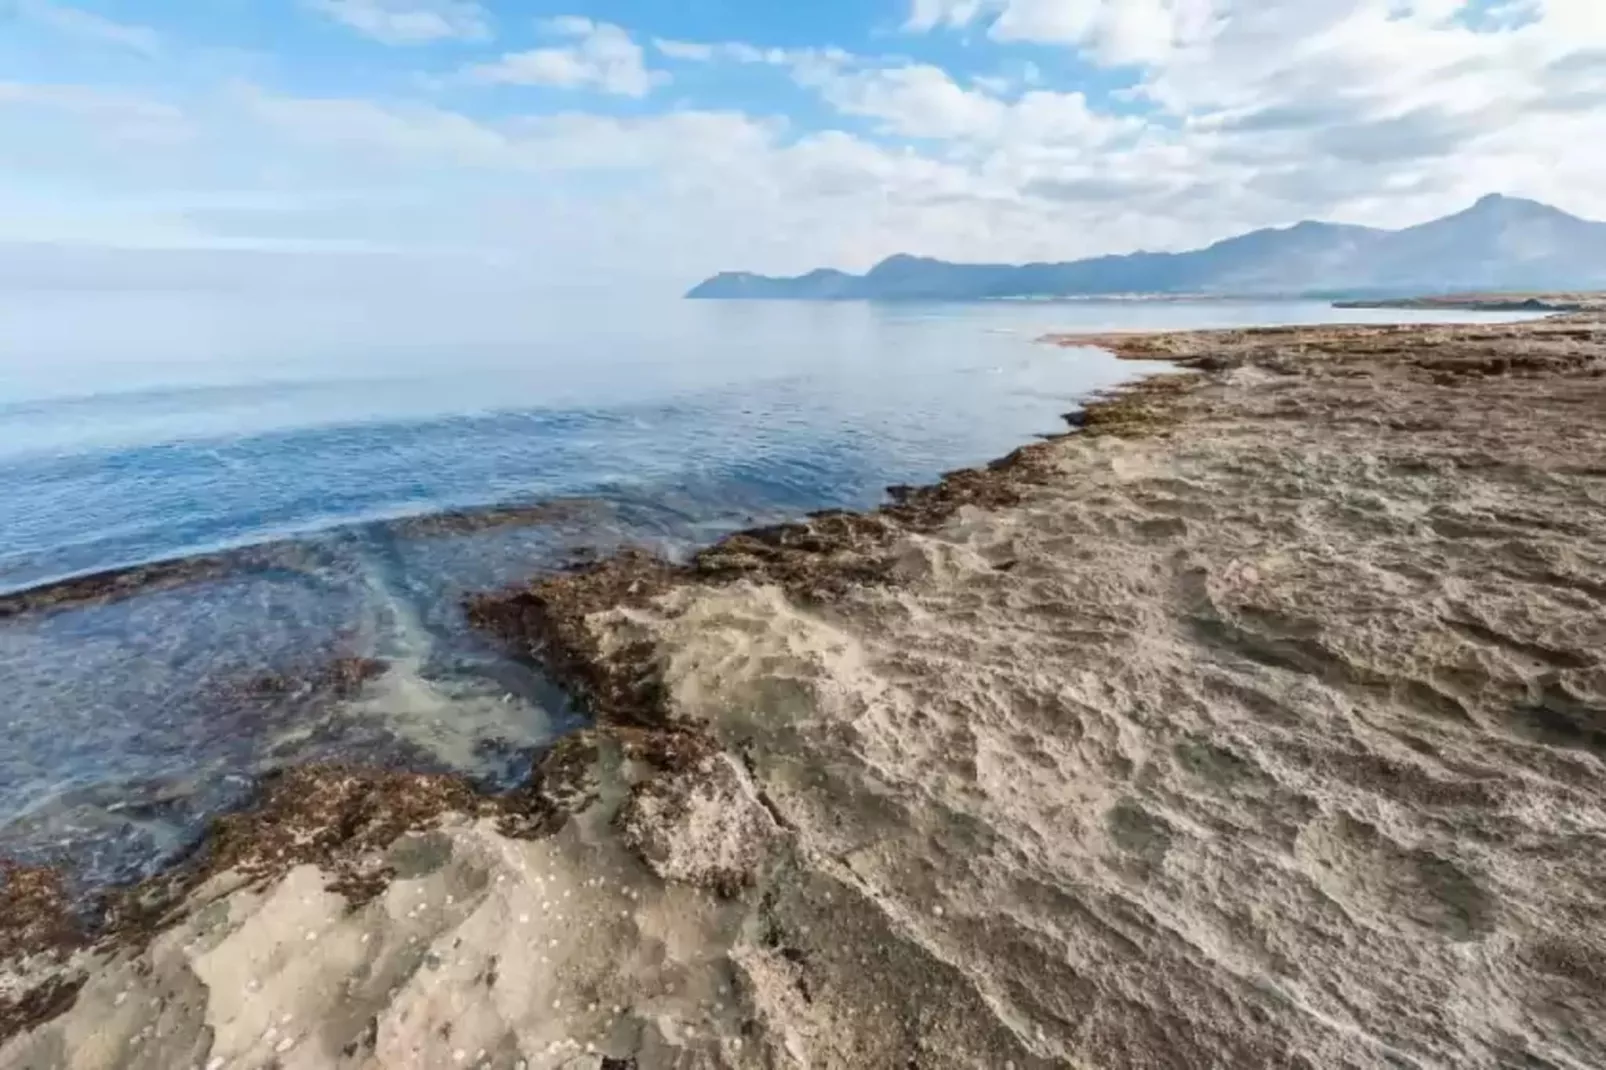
[686,195,1606,300]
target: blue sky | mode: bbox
[0,0,1600,291]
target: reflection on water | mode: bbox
[0,296,1539,890]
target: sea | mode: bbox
[0,291,1537,890]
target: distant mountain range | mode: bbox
[686,195,1606,301]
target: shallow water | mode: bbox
[0,293,1538,888]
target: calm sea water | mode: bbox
[0,292,1535,889]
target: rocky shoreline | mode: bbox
[1332,292,1606,313]
[4,311,1605,1068]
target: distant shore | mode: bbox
[1332,290,1606,312]
[5,311,1606,1068]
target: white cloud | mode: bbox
[234,85,777,177]
[906,0,1215,65]
[906,0,992,31]
[306,0,490,45]
[240,87,514,164]
[465,18,665,97]
[539,14,597,36]
[0,81,190,143]
[890,0,1606,222]
[13,0,161,55]
[652,38,847,68]
[653,38,779,64]
[793,57,1140,148]
[654,38,716,62]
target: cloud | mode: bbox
[13,0,161,55]
[653,38,778,64]
[538,14,595,36]
[465,18,665,97]
[893,0,1606,219]
[793,57,1140,148]
[653,38,716,62]
[235,85,776,176]
[1022,174,1175,202]
[906,0,992,31]
[0,81,190,143]
[305,0,490,45]
[240,87,514,163]
[905,0,1212,64]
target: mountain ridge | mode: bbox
[687,195,1606,300]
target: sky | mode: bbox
[1,0,1603,292]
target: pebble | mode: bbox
[206,1058,225,1070]
[452,1049,466,1063]
[275,1037,295,1054]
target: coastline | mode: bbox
[1331,292,1606,313]
[5,311,1606,1067]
